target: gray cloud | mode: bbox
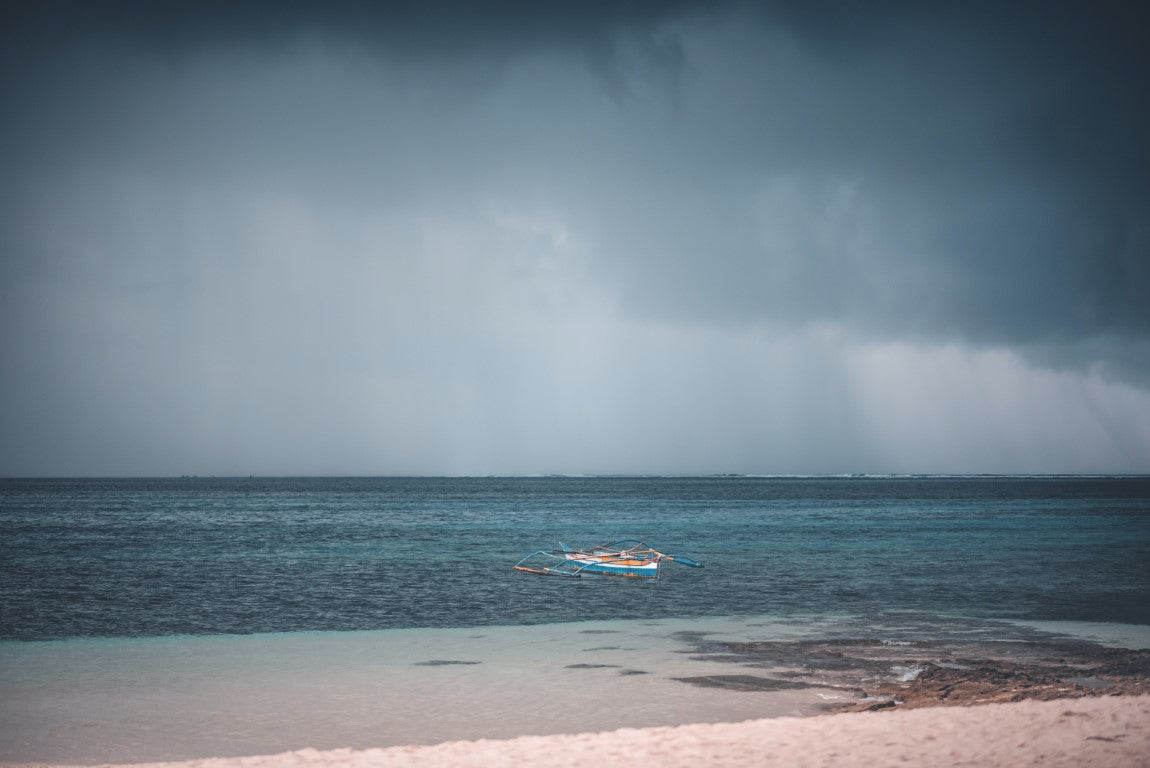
[1,1,1148,474]
[583,4,1150,355]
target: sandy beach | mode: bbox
[26,694,1143,768]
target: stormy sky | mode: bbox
[2,1,1148,476]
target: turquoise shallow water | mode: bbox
[0,617,826,762]
[2,476,1149,639]
[3,614,1147,764]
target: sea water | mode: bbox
[1,476,1148,762]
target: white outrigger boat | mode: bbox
[513,539,703,579]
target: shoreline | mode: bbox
[9,694,1149,768]
[4,618,1149,765]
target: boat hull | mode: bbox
[563,556,659,578]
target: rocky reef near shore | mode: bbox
[673,635,1150,711]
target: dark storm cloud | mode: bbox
[24,0,1132,377]
[5,2,1146,356]
[1,1,1148,474]
[0,0,698,215]
[0,0,699,68]
[613,2,1150,351]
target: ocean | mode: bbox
[2,476,1149,762]
[4,475,1149,639]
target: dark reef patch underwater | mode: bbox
[676,634,1150,709]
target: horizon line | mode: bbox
[3,473,1149,481]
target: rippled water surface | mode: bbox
[2,476,1148,640]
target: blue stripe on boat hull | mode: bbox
[571,561,659,578]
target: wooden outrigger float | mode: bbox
[513,539,703,579]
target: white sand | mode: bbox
[56,694,1150,768]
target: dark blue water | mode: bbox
[2,476,1148,640]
